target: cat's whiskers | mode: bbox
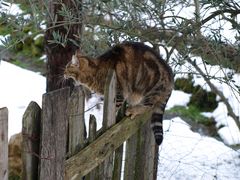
[55,73,67,88]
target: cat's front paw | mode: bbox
[125,108,137,119]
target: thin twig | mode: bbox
[185,56,240,130]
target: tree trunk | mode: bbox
[45,0,82,92]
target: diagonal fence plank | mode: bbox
[65,111,152,179]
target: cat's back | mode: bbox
[97,42,173,79]
[98,42,157,60]
[98,42,165,64]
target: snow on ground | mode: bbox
[0,61,45,137]
[0,1,22,15]
[0,60,240,179]
[173,56,240,145]
[166,90,191,110]
[159,117,240,180]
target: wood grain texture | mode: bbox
[124,115,158,180]
[65,111,152,179]
[22,102,41,180]
[39,88,70,180]
[102,69,116,129]
[124,133,138,180]
[0,107,8,180]
[135,119,158,180]
[85,115,97,180]
[113,102,126,180]
[68,86,86,156]
[100,69,116,180]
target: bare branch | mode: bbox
[201,9,240,25]
[185,56,240,130]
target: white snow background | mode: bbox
[1,1,240,179]
[0,60,240,179]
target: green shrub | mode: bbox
[175,77,218,112]
[175,77,195,93]
[167,105,214,126]
[189,85,217,112]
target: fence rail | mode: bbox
[1,70,158,180]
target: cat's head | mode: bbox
[64,50,96,85]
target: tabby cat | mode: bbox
[64,42,174,145]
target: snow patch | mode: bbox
[0,61,46,138]
[159,117,240,179]
[0,1,23,15]
[166,90,191,109]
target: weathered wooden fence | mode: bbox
[0,70,158,180]
[0,107,8,180]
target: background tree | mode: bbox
[79,0,240,129]
[1,0,239,137]
[44,0,82,92]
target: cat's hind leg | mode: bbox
[125,92,150,119]
[125,105,151,119]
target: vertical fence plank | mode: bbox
[22,101,41,180]
[124,133,138,180]
[68,86,86,156]
[0,107,8,180]
[102,69,116,129]
[100,69,116,180]
[125,119,158,180]
[8,133,22,178]
[135,120,158,180]
[88,115,97,142]
[39,88,70,180]
[85,115,97,180]
[113,103,126,180]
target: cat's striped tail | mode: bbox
[150,89,173,145]
[151,113,164,145]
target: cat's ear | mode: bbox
[71,55,79,67]
[75,49,82,57]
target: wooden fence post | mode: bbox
[68,86,86,156]
[39,88,70,180]
[22,101,41,180]
[124,116,158,180]
[135,120,158,180]
[85,115,97,180]
[0,107,8,180]
[100,69,117,180]
[89,69,116,180]
[124,133,138,180]
[112,102,127,180]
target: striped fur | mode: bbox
[64,42,174,145]
[151,113,163,145]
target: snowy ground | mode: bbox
[0,61,45,137]
[159,117,240,180]
[0,60,240,179]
